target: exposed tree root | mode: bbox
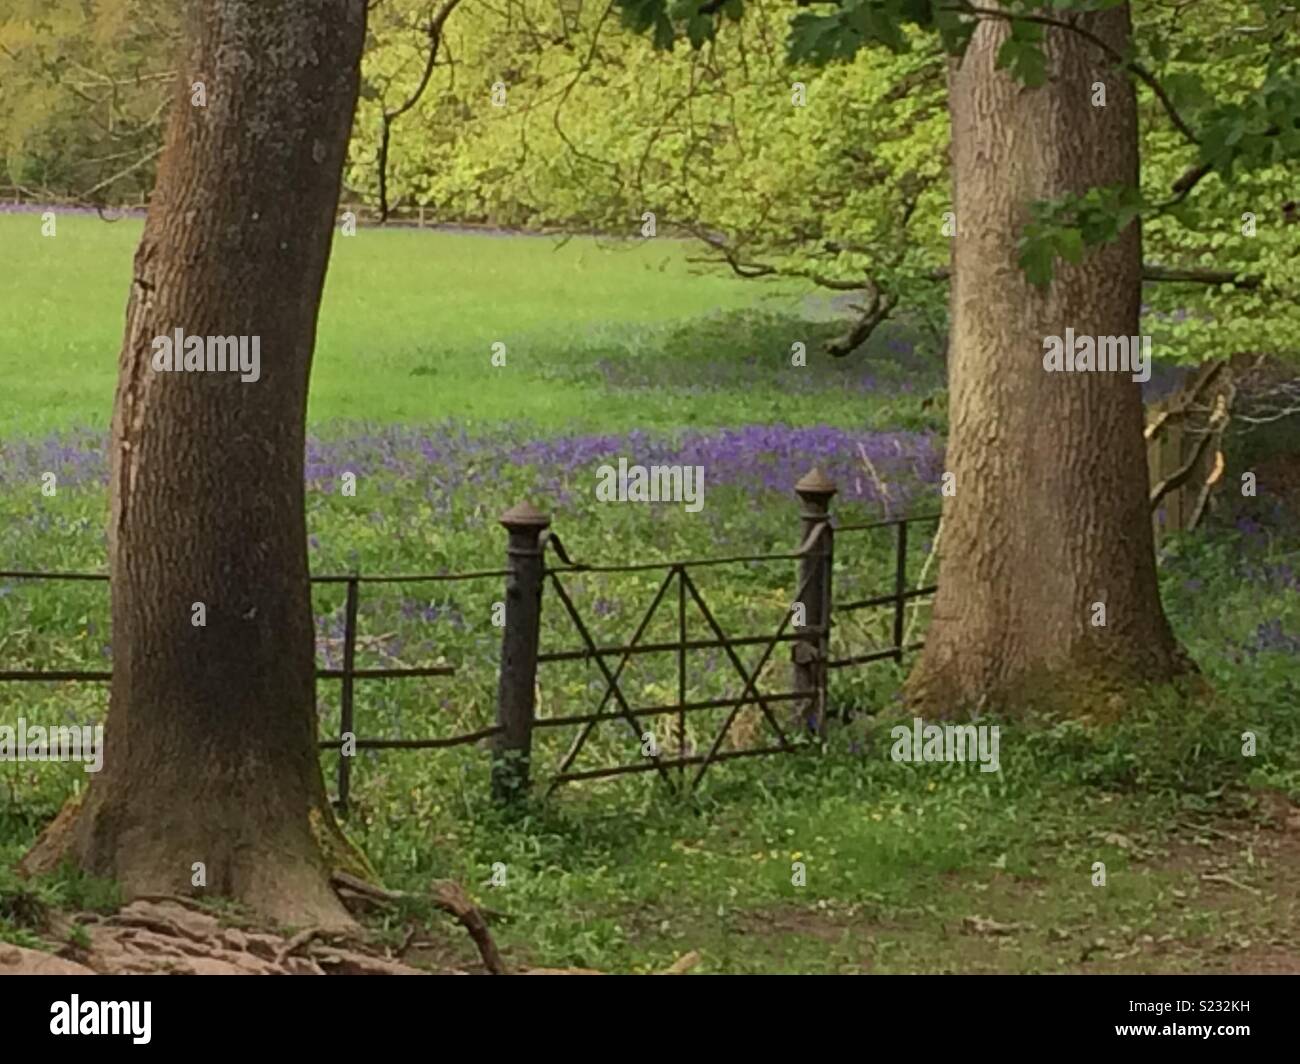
[331,870,507,974]
[27,899,429,975]
[5,881,697,975]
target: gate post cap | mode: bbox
[795,467,838,499]
[499,501,551,530]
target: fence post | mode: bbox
[892,520,908,663]
[493,501,550,804]
[337,575,360,816]
[793,469,836,738]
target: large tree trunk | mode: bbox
[23,0,368,928]
[905,5,1189,713]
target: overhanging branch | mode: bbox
[375,0,463,223]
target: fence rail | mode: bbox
[0,469,940,809]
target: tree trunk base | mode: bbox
[904,647,1200,720]
[21,789,357,932]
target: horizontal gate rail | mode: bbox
[317,726,501,751]
[827,644,926,670]
[0,568,468,816]
[834,513,941,533]
[552,744,794,785]
[836,585,937,613]
[0,669,113,682]
[535,690,805,730]
[536,628,824,664]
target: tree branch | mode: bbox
[953,3,1202,146]
[826,290,898,357]
[376,0,464,223]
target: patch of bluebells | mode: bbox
[0,429,110,489]
[1260,561,1300,592]
[502,422,943,511]
[6,422,945,516]
[1233,557,1300,593]
[1235,515,1269,546]
[0,203,146,220]
[398,596,467,630]
[1242,618,1300,656]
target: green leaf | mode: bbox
[898,0,934,23]
[787,11,865,66]
[1163,72,1212,113]
[996,37,1047,89]
[933,8,975,55]
[653,12,676,51]
[686,12,714,49]
[1055,227,1084,265]
[1018,232,1057,289]
[615,0,667,35]
[856,4,910,54]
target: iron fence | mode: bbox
[0,468,939,809]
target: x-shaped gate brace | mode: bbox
[538,529,828,793]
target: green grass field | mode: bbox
[2,210,1298,974]
[2,212,943,436]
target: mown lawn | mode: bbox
[0,211,940,435]
[1,212,1298,973]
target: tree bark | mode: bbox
[22,0,369,928]
[905,5,1190,713]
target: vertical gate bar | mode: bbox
[493,501,551,805]
[821,510,834,726]
[338,575,359,817]
[892,520,908,663]
[677,565,686,783]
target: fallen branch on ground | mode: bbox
[331,870,507,974]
